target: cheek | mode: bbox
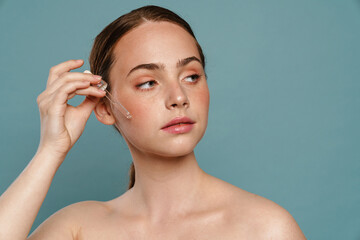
[116,97,160,136]
[193,85,210,113]
[127,97,159,122]
[193,86,210,133]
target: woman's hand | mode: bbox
[36,59,106,160]
[0,60,105,240]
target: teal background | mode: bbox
[1,0,359,238]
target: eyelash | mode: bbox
[136,74,202,91]
[184,74,201,83]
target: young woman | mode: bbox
[0,5,306,239]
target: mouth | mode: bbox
[161,116,195,129]
[161,116,195,134]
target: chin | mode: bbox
[142,138,198,157]
[125,135,199,158]
[155,145,195,158]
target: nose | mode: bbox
[165,82,190,110]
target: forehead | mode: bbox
[110,21,200,78]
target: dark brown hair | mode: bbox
[89,5,205,190]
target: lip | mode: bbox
[162,116,195,129]
[161,116,195,134]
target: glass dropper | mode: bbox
[84,70,132,119]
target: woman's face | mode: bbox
[108,21,209,157]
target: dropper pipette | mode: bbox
[84,70,132,119]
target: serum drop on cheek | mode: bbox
[84,70,132,119]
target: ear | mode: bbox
[94,99,116,125]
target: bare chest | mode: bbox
[77,212,245,240]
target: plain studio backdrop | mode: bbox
[1,0,359,239]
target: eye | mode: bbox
[136,80,157,90]
[184,74,201,83]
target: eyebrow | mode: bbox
[176,56,202,68]
[126,56,202,77]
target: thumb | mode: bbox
[77,96,101,118]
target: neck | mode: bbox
[127,147,206,223]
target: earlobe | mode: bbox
[94,99,116,125]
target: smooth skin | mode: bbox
[0,22,306,240]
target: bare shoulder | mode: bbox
[237,192,306,239]
[210,177,307,239]
[28,200,110,240]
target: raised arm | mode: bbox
[0,59,105,240]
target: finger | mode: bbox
[67,86,106,100]
[76,96,102,118]
[46,72,102,95]
[40,79,90,106]
[38,81,88,118]
[41,77,106,116]
[47,81,91,115]
[47,59,84,86]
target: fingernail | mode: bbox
[93,75,102,80]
